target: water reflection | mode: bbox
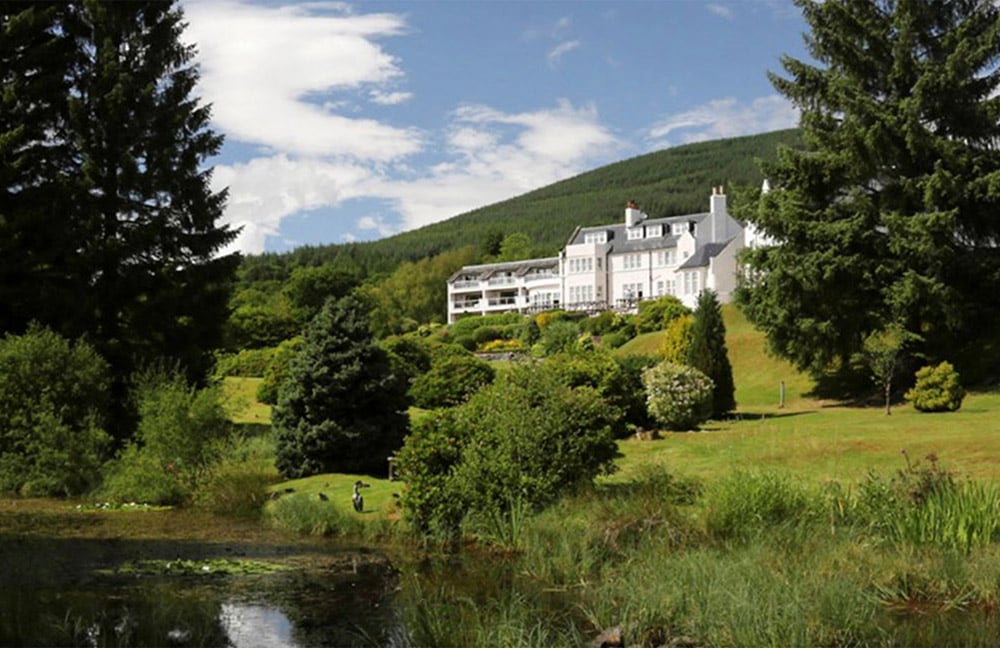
[220,603,295,648]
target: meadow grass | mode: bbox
[221,376,271,426]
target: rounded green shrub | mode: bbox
[642,361,714,431]
[0,326,111,496]
[905,361,965,412]
[409,353,495,409]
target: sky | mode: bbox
[181,0,812,255]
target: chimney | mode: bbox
[625,199,643,228]
[709,185,728,241]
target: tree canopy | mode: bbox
[273,295,410,478]
[1,2,239,436]
[736,0,1000,384]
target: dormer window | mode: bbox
[671,223,687,235]
[627,227,644,240]
[584,231,607,244]
[646,224,662,238]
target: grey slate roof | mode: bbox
[567,213,710,254]
[677,239,736,269]
[447,257,559,282]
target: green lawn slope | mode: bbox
[228,305,1000,522]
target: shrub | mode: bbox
[0,326,111,496]
[547,350,651,436]
[479,338,526,353]
[905,361,965,412]
[100,368,232,505]
[473,325,504,346]
[380,334,433,380]
[534,320,581,356]
[642,361,714,431]
[394,409,469,539]
[659,314,694,363]
[398,363,621,542]
[409,354,496,409]
[193,434,278,518]
[452,364,621,530]
[213,347,276,378]
[634,295,690,333]
[601,330,631,349]
[256,336,304,405]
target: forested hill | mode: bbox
[240,128,801,281]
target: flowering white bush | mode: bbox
[642,361,714,431]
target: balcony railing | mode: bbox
[487,276,517,286]
[452,280,481,289]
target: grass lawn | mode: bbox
[267,472,404,520]
[222,376,271,426]
[229,304,1000,520]
[610,390,1000,487]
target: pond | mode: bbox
[5,513,1000,647]
[0,534,410,647]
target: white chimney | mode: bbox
[624,199,644,227]
[709,186,728,241]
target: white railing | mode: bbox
[452,280,481,289]
[487,276,517,286]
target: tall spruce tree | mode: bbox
[1,2,239,438]
[0,4,88,334]
[686,290,736,418]
[273,295,410,478]
[736,0,1000,384]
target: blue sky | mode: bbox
[182,1,811,255]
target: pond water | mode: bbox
[0,535,408,647]
[5,531,1000,647]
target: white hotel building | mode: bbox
[446,187,764,323]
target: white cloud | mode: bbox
[647,95,799,147]
[369,89,414,105]
[374,100,623,232]
[184,1,421,160]
[547,40,581,68]
[212,155,373,254]
[185,3,622,254]
[706,4,734,20]
[357,214,398,237]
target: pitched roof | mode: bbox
[677,238,736,269]
[567,213,711,254]
[447,257,559,282]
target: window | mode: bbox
[622,282,644,299]
[584,231,607,244]
[655,249,676,267]
[622,254,642,270]
[655,280,664,297]
[627,227,643,240]
[683,271,700,295]
[671,223,686,235]
[646,224,662,237]
[568,257,593,273]
[568,285,594,304]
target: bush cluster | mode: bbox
[905,361,965,412]
[396,362,621,543]
[0,326,111,496]
[642,361,714,431]
[100,367,232,505]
